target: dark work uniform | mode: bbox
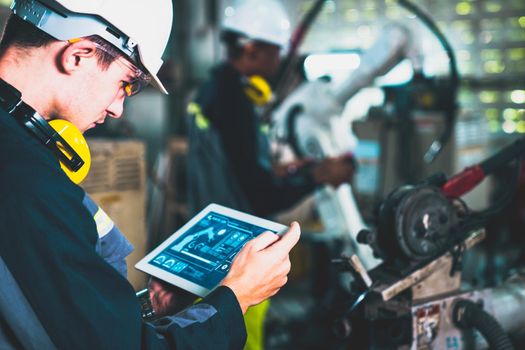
[0,106,246,349]
[187,63,316,217]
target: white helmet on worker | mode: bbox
[222,0,291,48]
[10,0,173,94]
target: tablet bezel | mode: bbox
[135,203,288,297]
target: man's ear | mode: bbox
[59,40,98,74]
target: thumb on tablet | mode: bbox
[250,231,280,251]
[270,222,301,254]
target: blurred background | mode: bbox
[1,0,524,348]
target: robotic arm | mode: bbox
[272,22,412,159]
[270,23,413,271]
[333,23,411,108]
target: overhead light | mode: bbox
[510,90,525,104]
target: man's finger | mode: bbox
[268,222,301,253]
[249,231,280,251]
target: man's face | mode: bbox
[251,43,282,80]
[56,42,143,133]
[69,64,129,132]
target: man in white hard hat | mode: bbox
[0,0,300,349]
[188,0,355,219]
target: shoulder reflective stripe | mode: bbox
[187,102,200,115]
[187,102,210,130]
[195,114,209,130]
[93,207,114,239]
[260,123,270,135]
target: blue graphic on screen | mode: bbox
[149,212,274,289]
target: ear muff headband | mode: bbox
[0,79,90,184]
[244,75,273,106]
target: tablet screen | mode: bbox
[147,211,276,289]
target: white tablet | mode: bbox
[135,203,288,297]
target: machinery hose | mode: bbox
[453,299,514,350]
[398,0,459,163]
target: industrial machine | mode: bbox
[264,3,525,348]
[333,137,525,349]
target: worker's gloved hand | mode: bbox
[220,222,301,314]
[148,277,195,317]
[311,154,356,188]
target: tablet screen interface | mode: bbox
[148,211,275,289]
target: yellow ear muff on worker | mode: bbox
[49,119,91,184]
[244,75,273,106]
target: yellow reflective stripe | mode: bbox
[196,114,209,130]
[93,207,114,238]
[187,102,200,115]
[187,102,210,130]
[260,123,270,135]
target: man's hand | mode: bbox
[148,277,195,317]
[312,155,355,188]
[220,222,301,314]
[273,159,313,178]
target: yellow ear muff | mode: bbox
[49,119,91,184]
[244,75,273,106]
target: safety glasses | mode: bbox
[69,39,151,97]
[94,43,151,97]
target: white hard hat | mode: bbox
[223,0,291,48]
[11,0,173,94]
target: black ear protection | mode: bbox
[0,78,90,183]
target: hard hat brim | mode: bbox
[151,75,168,95]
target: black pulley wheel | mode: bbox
[395,186,457,260]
